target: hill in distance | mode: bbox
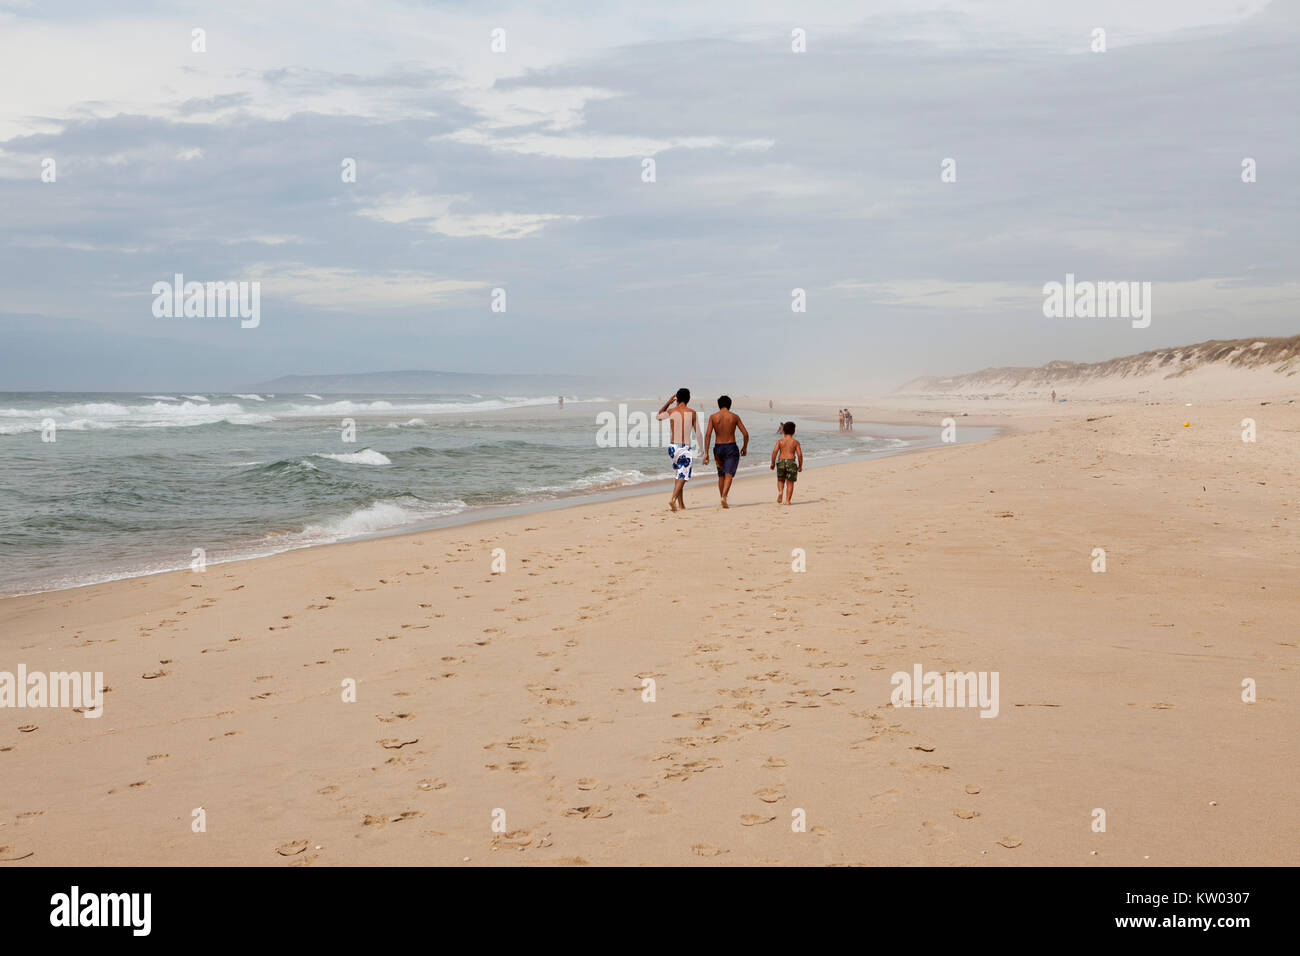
[896,335,1300,401]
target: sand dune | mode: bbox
[898,335,1300,402]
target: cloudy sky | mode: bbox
[1,0,1296,392]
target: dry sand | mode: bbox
[1,399,1296,866]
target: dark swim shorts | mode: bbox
[714,442,740,476]
[776,459,798,482]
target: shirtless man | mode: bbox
[656,388,705,512]
[702,395,749,508]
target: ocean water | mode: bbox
[0,392,922,596]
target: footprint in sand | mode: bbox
[492,829,538,850]
[997,837,1022,849]
[362,811,423,827]
[378,738,419,749]
[740,814,776,826]
[141,669,168,679]
[576,778,599,791]
[275,840,310,856]
[563,806,613,819]
[953,809,980,820]
[417,779,447,791]
[754,787,785,804]
[762,757,788,769]
[317,785,340,795]
[0,846,35,862]
[146,754,169,763]
[964,784,981,794]
[692,844,725,857]
[18,725,37,734]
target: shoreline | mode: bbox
[0,410,998,601]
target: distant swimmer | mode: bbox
[656,388,705,512]
[558,395,564,407]
[770,420,803,505]
[703,395,749,509]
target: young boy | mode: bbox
[770,421,803,504]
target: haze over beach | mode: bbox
[0,0,1296,921]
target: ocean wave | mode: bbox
[0,400,275,431]
[299,497,467,540]
[279,396,559,417]
[183,395,209,402]
[140,394,179,401]
[519,467,670,495]
[313,448,392,466]
[232,393,265,401]
[304,393,323,400]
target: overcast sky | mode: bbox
[1,0,1296,392]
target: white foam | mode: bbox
[0,400,274,432]
[313,448,392,466]
[300,498,467,540]
[183,394,209,402]
[520,467,669,495]
[303,393,323,400]
[232,393,265,401]
[280,396,558,417]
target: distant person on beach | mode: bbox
[770,421,803,505]
[1051,390,1056,404]
[558,395,564,407]
[845,409,853,431]
[656,388,705,512]
[703,395,749,509]
[769,399,773,410]
[838,409,845,431]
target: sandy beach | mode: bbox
[1,399,1296,866]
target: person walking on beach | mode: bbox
[656,388,705,512]
[702,395,749,508]
[838,409,845,431]
[770,421,803,505]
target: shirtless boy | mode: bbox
[656,388,705,512]
[770,420,803,505]
[702,395,749,508]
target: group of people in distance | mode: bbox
[655,389,803,512]
[838,408,854,431]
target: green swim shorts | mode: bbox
[776,459,798,482]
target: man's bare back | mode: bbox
[707,409,741,443]
[661,406,697,444]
